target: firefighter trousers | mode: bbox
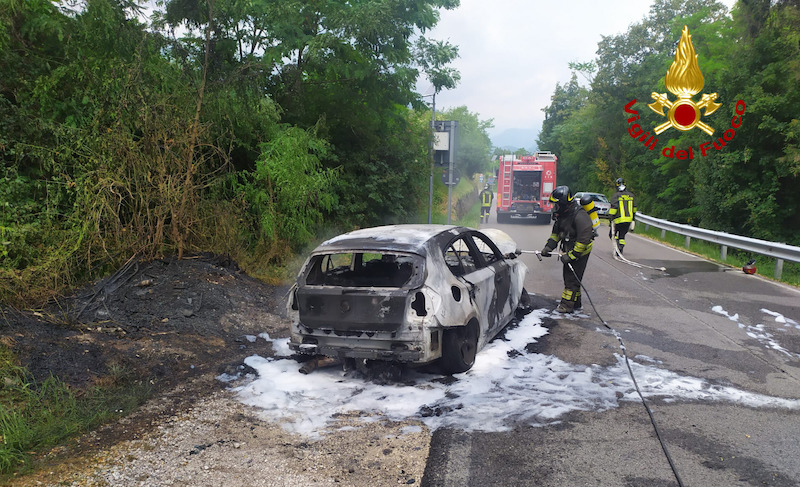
[613,221,631,254]
[560,253,590,310]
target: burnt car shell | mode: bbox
[287,225,528,373]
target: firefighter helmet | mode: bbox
[549,185,573,214]
[615,178,625,186]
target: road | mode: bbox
[422,209,800,487]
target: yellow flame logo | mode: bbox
[648,26,720,135]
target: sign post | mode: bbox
[433,120,458,224]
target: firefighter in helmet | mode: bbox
[540,185,595,313]
[479,183,494,224]
[608,178,637,256]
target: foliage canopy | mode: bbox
[537,0,800,245]
[0,0,467,304]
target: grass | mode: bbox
[632,222,800,287]
[415,174,484,227]
[455,198,482,228]
[0,345,151,477]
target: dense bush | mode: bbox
[0,0,470,304]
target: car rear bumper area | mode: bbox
[290,339,425,362]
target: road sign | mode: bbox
[433,120,458,166]
[441,167,460,186]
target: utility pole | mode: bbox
[428,92,435,224]
[447,121,454,224]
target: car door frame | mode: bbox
[441,234,495,341]
[443,231,514,346]
[466,231,512,336]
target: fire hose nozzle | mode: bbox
[518,250,545,261]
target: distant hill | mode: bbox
[491,128,538,152]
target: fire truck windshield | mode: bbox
[512,172,541,201]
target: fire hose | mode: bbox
[528,250,685,487]
[610,221,667,272]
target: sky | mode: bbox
[419,0,737,148]
[222,306,800,438]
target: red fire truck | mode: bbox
[496,152,557,223]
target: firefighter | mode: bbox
[540,185,595,313]
[479,184,494,223]
[608,178,637,256]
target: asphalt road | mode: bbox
[422,208,800,487]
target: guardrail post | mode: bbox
[775,259,784,280]
[721,245,728,261]
[661,229,666,239]
[685,236,691,249]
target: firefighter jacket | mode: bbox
[543,203,594,262]
[609,189,637,224]
[480,189,493,207]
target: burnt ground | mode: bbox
[2,253,291,462]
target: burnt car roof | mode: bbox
[313,224,469,255]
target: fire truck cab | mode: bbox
[496,152,557,224]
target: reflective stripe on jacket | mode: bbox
[480,190,493,206]
[609,190,637,224]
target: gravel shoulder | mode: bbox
[14,385,430,487]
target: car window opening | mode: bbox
[305,252,418,288]
[444,237,479,276]
[471,234,501,265]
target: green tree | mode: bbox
[160,0,461,227]
[696,0,800,242]
[536,0,800,244]
[415,36,461,95]
[536,73,590,189]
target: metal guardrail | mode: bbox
[635,213,800,280]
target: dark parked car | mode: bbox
[574,192,611,217]
[287,225,529,374]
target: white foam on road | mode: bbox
[713,305,800,358]
[761,308,800,329]
[228,308,800,437]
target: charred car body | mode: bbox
[287,225,529,374]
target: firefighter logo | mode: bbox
[648,26,720,136]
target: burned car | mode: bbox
[287,225,529,374]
